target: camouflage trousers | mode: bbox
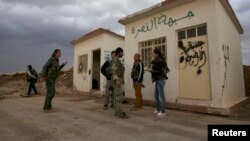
[104,80,114,108]
[43,78,56,110]
[113,83,125,117]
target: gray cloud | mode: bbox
[0,0,74,8]
[0,0,161,74]
[229,0,250,65]
[229,0,250,14]
[0,0,249,74]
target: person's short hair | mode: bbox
[27,65,32,70]
[111,51,116,55]
[115,47,123,55]
[134,53,140,58]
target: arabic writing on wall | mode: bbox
[178,40,207,75]
[131,11,195,38]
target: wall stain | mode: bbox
[222,45,230,95]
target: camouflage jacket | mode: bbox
[110,58,125,81]
[42,57,65,79]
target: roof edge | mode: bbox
[118,0,243,34]
[118,0,194,25]
[219,0,244,34]
[71,28,124,45]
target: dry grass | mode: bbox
[0,69,74,98]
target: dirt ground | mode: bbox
[0,95,249,141]
[0,69,250,141]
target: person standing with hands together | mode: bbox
[41,49,68,113]
[147,48,169,117]
[130,53,144,111]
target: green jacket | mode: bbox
[42,57,65,79]
[110,58,125,81]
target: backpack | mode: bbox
[101,60,112,80]
[106,61,112,79]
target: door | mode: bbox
[92,50,101,90]
[178,28,211,100]
[78,54,88,91]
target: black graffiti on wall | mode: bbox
[178,40,207,75]
[222,45,230,95]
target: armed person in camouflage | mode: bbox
[41,49,68,113]
[101,51,116,110]
[110,47,128,119]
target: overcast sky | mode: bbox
[0,0,249,74]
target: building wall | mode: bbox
[100,34,125,93]
[73,33,124,93]
[215,0,245,108]
[73,34,104,92]
[124,0,225,107]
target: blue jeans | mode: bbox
[154,80,166,113]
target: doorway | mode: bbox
[92,49,101,90]
[177,25,211,100]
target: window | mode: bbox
[187,28,196,38]
[139,37,167,68]
[178,24,207,41]
[197,25,207,36]
[78,54,88,73]
[178,31,186,40]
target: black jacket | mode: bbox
[132,61,144,83]
[101,61,112,80]
[151,58,167,82]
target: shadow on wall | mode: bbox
[244,65,250,97]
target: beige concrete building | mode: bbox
[119,0,247,115]
[71,28,124,93]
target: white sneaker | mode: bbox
[153,110,159,114]
[156,112,166,117]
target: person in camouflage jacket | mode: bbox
[41,49,67,113]
[110,47,128,119]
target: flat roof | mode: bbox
[71,28,124,45]
[118,0,243,34]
